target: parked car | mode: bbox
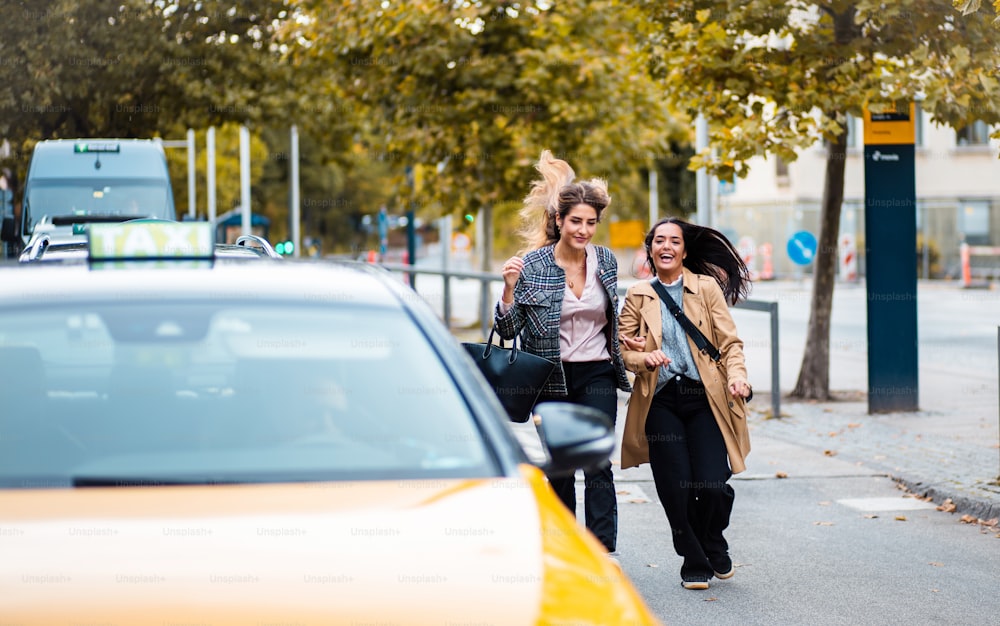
[1,138,176,257]
[0,221,660,625]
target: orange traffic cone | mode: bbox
[759,242,774,280]
[960,242,971,287]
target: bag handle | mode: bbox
[649,279,721,363]
[482,326,520,365]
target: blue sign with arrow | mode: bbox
[787,230,817,265]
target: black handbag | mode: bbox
[463,327,557,423]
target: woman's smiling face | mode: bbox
[556,203,598,251]
[649,221,685,279]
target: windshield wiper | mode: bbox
[72,475,242,488]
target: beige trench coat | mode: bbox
[619,268,752,474]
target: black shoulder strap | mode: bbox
[650,278,721,363]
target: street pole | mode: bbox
[206,126,217,225]
[648,165,659,230]
[290,125,301,258]
[239,125,251,237]
[695,114,712,227]
[186,128,196,219]
[440,215,452,331]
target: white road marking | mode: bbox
[836,497,938,512]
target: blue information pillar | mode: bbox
[863,103,918,413]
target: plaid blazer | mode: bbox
[494,244,632,397]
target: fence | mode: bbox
[377,262,782,420]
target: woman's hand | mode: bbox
[619,334,646,352]
[500,256,524,302]
[728,380,752,399]
[642,349,671,372]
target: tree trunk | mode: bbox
[790,125,848,401]
[789,6,857,402]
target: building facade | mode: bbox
[714,109,1000,281]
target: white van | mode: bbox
[3,139,176,256]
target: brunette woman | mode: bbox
[618,217,752,589]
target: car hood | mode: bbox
[0,465,656,625]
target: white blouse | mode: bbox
[559,245,610,363]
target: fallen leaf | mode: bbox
[813,521,834,526]
[931,589,940,593]
[937,499,957,513]
[828,431,839,437]
[704,597,719,602]
[960,514,978,524]
[823,450,837,457]
[775,471,789,479]
[895,516,907,521]
[847,422,861,429]
[929,562,944,567]
[863,514,879,519]
[627,498,650,504]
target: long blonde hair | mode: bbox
[517,150,610,252]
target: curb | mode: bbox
[891,477,1000,522]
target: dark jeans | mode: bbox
[539,360,618,552]
[646,374,734,578]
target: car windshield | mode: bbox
[0,302,493,487]
[27,179,171,222]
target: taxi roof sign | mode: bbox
[88,221,214,261]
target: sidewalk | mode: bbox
[470,277,1000,523]
[743,392,1000,521]
[509,390,1000,523]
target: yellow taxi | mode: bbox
[0,222,659,624]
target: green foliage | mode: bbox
[286,0,681,241]
[632,0,1000,179]
[0,1,296,149]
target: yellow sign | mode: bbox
[863,102,915,145]
[609,220,646,248]
[88,221,215,260]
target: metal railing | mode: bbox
[377,261,781,419]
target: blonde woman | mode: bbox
[494,150,631,554]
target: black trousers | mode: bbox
[646,374,734,578]
[539,360,618,552]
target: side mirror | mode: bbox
[532,401,615,477]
